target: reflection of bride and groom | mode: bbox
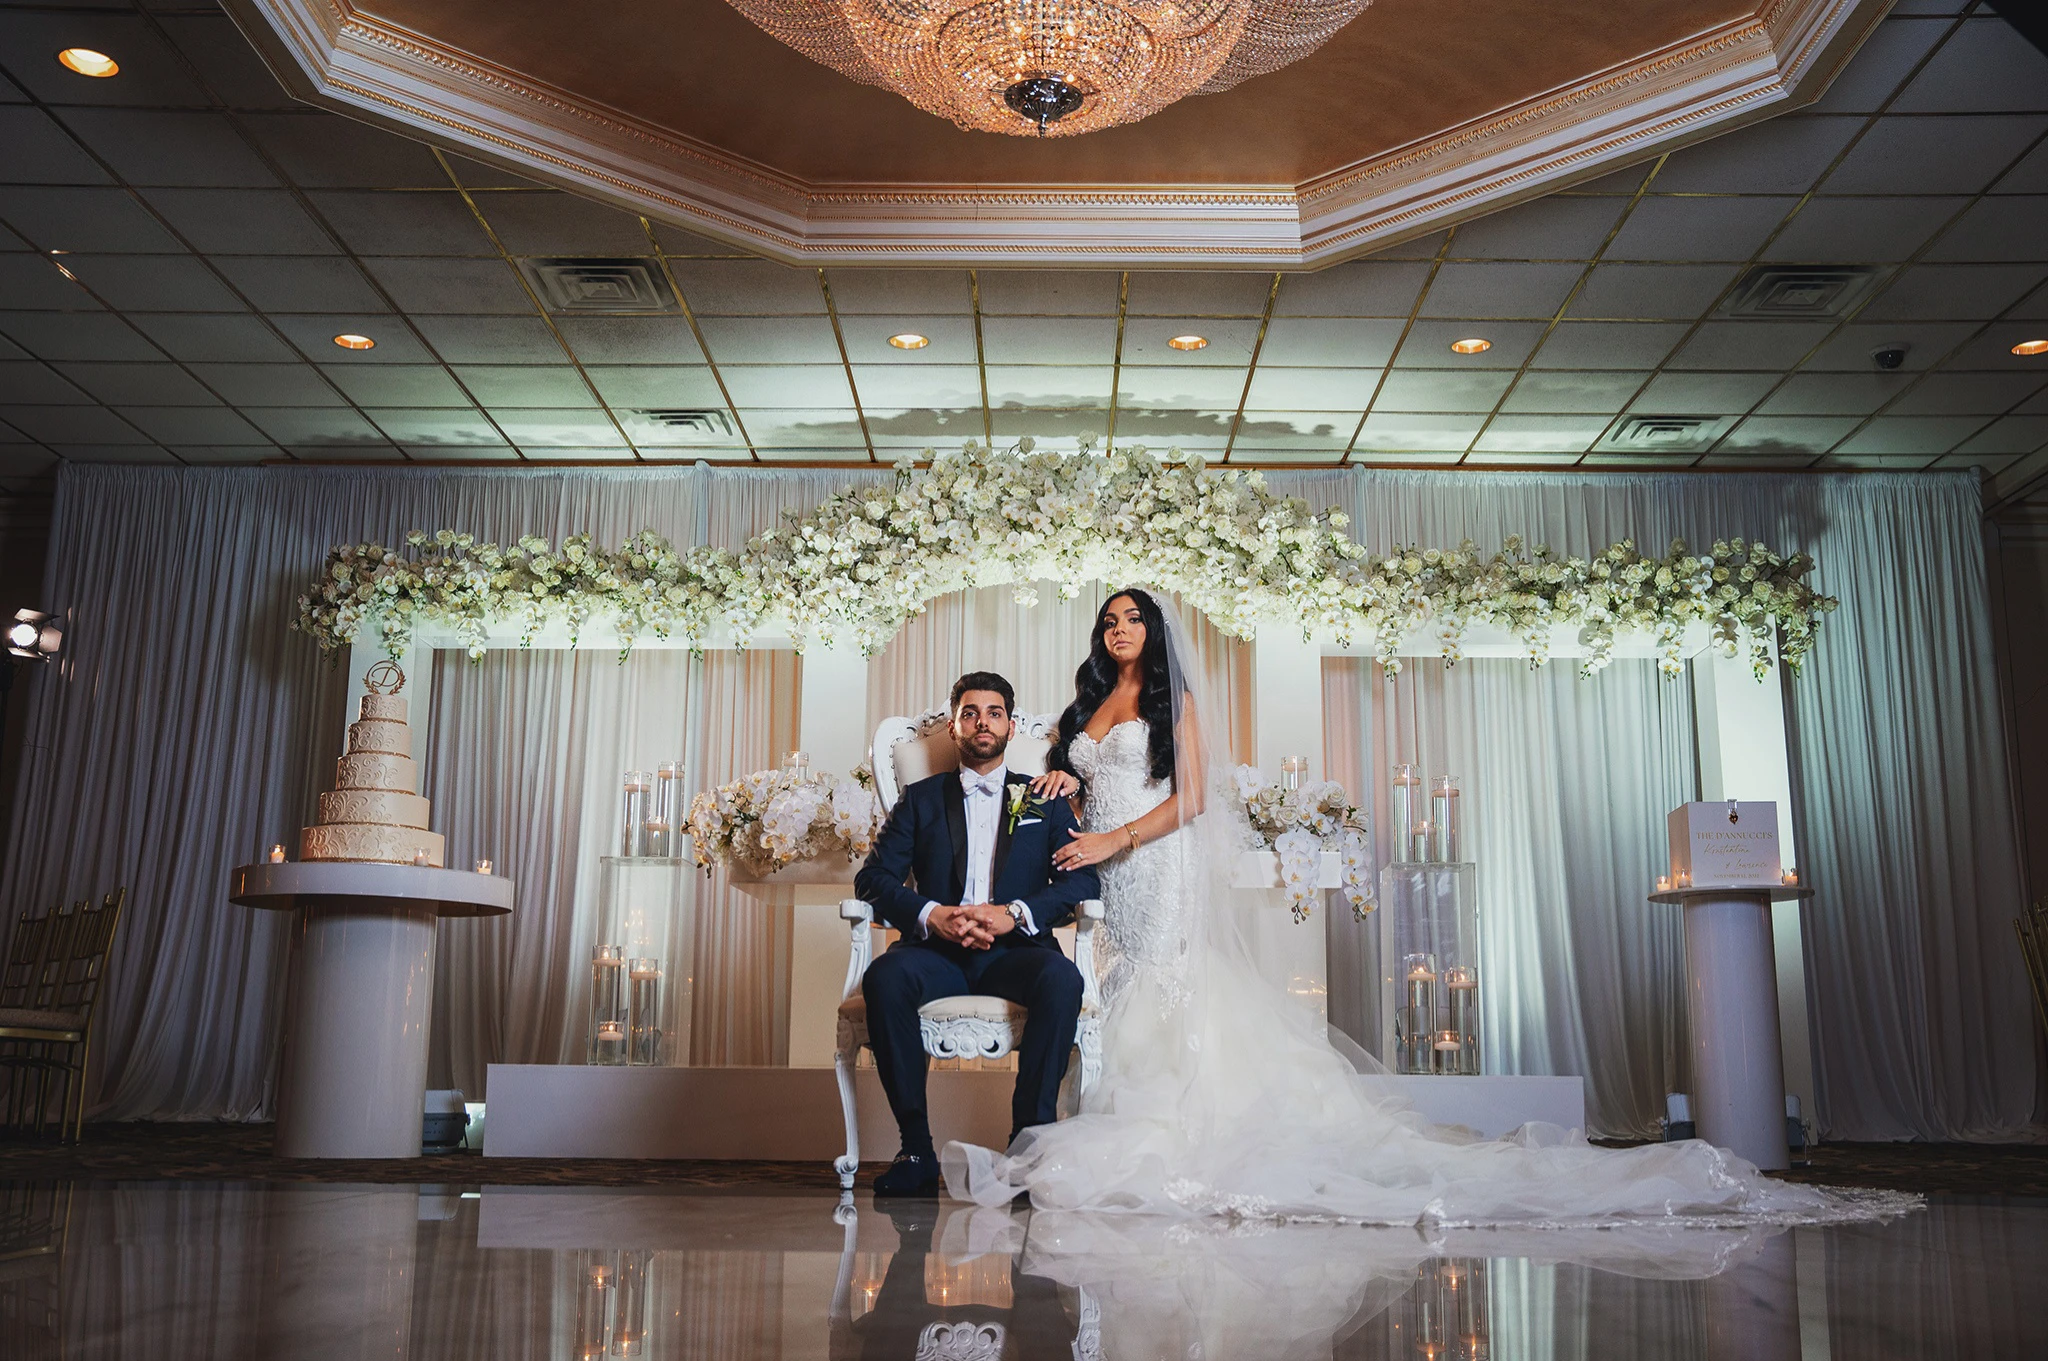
[854,586,1912,1227]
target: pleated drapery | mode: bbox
[5,462,2031,1140]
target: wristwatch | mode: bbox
[1006,901,1029,928]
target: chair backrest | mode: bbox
[0,906,64,1010]
[871,709,1056,812]
[51,888,124,1017]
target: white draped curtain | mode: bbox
[5,462,2031,1140]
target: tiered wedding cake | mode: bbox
[300,663,445,867]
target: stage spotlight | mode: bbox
[7,610,61,661]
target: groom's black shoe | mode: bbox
[873,1150,941,1198]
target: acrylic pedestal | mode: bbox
[1376,862,1480,1073]
[1648,883,1813,1171]
[594,856,694,1066]
[230,861,512,1158]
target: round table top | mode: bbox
[230,861,513,917]
[1647,883,1814,905]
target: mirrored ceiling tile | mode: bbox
[617,407,746,447]
[451,364,597,408]
[408,315,564,363]
[740,408,868,446]
[316,363,473,406]
[718,364,855,408]
[1665,321,1836,371]
[1419,262,1583,319]
[1833,414,1987,455]
[2,404,152,444]
[1952,415,2048,455]
[487,408,630,447]
[1445,196,1625,260]
[861,408,988,441]
[1499,371,1650,413]
[1257,318,1403,367]
[757,445,872,462]
[1629,371,1781,415]
[1471,415,1611,452]
[506,446,638,461]
[984,366,1112,408]
[360,257,535,314]
[1370,368,1515,413]
[1603,196,1795,263]
[667,259,826,314]
[1119,317,1260,364]
[404,444,526,461]
[850,364,983,409]
[0,11,209,106]
[1462,449,1588,466]
[1242,365,1376,411]
[1716,415,1861,452]
[1754,372,1914,415]
[59,254,247,312]
[583,365,723,409]
[140,188,337,255]
[1566,263,1742,321]
[1529,322,1689,370]
[132,312,298,363]
[1923,197,2048,264]
[213,257,388,314]
[238,111,450,188]
[1393,320,1547,368]
[0,311,161,362]
[62,108,279,188]
[1869,372,2040,416]
[246,406,390,445]
[1803,322,1977,371]
[0,185,182,253]
[977,271,1121,315]
[1123,272,1274,317]
[476,191,654,256]
[358,408,507,445]
[1762,197,1966,265]
[1273,260,1429,318]
[1823,114,2048,195]
[1653,115,1862,194]
[987,409,1111,444]
[1230,412,1358,450]
[1117,365,1248,410]
[1808,16,1950,115]
[113,405,267,445]
[694,314,842,363]
[53,361,217,406]
[1893,21,2048,115]
[302,190,495,256]
[837,315,977,364]
[1227,447,1348,464]
[551,315,705,364]
[980,315,1117,366]
[1108,409,1237,449]
[822,269,973,315]
[1353,412,1488,451]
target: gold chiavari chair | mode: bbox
[0,889,126,1141]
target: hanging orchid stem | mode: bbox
[293,441,1836,676]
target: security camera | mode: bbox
[1870,343,1908,371]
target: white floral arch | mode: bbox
[297,443,1834,680]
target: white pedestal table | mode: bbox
[230,861,513,1158]
[1648,882,1812,1171]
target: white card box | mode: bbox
[1666,801,1782,887]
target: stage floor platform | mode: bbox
[479,1063,1586,1159]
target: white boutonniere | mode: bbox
[1005,782,1047,834]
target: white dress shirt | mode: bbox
[918,763,1037,939]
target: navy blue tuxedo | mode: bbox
[853,768,1098,1154]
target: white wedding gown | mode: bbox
[944,720,1915,1228]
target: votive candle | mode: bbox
[475,859,492,874]
[269,844,285,864]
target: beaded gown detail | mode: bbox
[942,720,1916,1227]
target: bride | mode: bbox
[942,587,1913,1226]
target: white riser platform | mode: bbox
[482,1065,1585,1159]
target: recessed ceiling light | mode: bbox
[57,48,118,78]
[1449,337,1492,355]
[1167,334,1209,351]
[2013,339,2048,357]
[332,333,376,351]
[888,332,929,349]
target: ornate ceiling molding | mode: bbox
[226,0,1888,267]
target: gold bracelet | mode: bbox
[1124,824,1141,852]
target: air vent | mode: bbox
[1599,415,1734,452]
[520,257,678,314]
[635,409,735,436]
[1722,265,1878,319]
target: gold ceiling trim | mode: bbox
[228,0,1888,266]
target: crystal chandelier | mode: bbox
[723,1,1374,137]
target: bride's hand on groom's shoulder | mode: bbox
[1030,770,1079,800]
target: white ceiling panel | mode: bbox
[1124,272,1273,317]
[1888,15,2048,115]
[486,409,628,447]
[1604,197,1795,263]
[719,365,855,408]
[452,365,596,408]
[977,272,1121,315]
[1530,322,1689,369]
[1472,415,1610,452]
[1822,115,2048,195]
[851,364,984,408]
[1754,372,1915,415]
[1651,115,1863,195]
[740,409,867,447]
[1762,197,1967,264]
[318,363,475,406]
[1395,321,1549,368]
[670,260,826,314]
[1447,196,1623,260]
[112,405,266,444]
[552,317,704,364]
[980,316,1118,366]
[1353,412,1487,451]
[1372,368,1516,413]
[836,316,978,364]
[1630,371,1780,415]
[1273,261,1429,317]
[823,269,973,315]
[1717,415,1861,453]
[583,366,722,409]
[360,258,532,314]
[694,315,842,364]
[1230,413,1358,450]
[1568,263,1741,320]
[1666,322,1836,371]
[1420,262,1583,319]
[1833,415,1985,454]
[1117,366,1249,410]
[1120,317,1262,364]
[362,409,506,445]
[984,366,1112,408]
[1499,371,1649,413]
[1242,367,1378,411]
[1888,372,2045,415]
[1257,318,1404,367]
[474,192,653,256]
[1953,415,2048,455]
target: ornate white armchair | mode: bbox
[833,708,1104,1189]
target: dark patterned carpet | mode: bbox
[0,1123,2043,1195]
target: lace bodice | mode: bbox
[1071,721,1197,984]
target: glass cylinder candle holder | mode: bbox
[653,759,682,823]
[641,817,671,860]
[620,772,651,856]
[589,945,625,1064]
[1279,755,1307,791]
[1430,776,1461,863]
[1446,966,1480,1075]
[1399,952,1438,1075]
[576,1258,613,1361]
[1390,764,1421,864]
[412,848,429,866]
[784,750,809,780]
[1412,819,1434,865]
[611,1251,650,1357]
[1433,1029,1463,1074]
[627,958,662,1067]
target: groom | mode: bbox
[854,671,1097,1197]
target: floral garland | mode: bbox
[294,441,1835,678]
[684,765,883,877]
[1231,767,1374,924]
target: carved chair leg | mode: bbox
[1077,1023,1102,1106]
[832,1029,862,1190]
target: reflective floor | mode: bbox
[0,1181,2039,1359]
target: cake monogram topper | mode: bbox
[364,659,406,695]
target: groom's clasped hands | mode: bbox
[924,901,1019,950]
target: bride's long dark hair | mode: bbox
[1048,587,1178,786]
